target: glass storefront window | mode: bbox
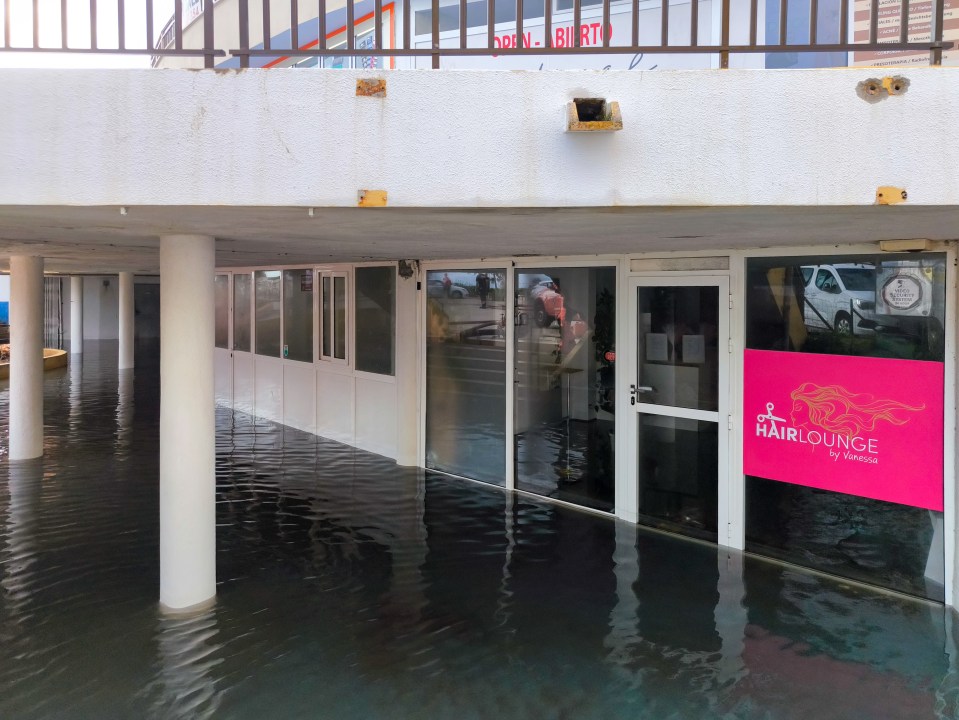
[355,266,395,375]
[746,255,946,361]
[426,269,506,486]
[282,269,313,363]
[320,272,347,362]
[514,267,616,512]
[214,274,229,349]
[233,273,251,353]
[744,253,947,600]
[334,276,347,360]
[254,270,281,357]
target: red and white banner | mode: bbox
[744,349,943,511]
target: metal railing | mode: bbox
[0,0,952,69]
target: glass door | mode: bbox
[425,269,507,485]
[629,277,729,542]
[513,267,616,512]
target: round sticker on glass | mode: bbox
[881,274,923,311]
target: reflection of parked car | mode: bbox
[528,279,566,327]
[427,279,470,298]
[801,264,878,334]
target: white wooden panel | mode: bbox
[283,361,316,434]
[214,347,233,407]
[232,351,255,415]
[316,368,354,445]
[254,355,284,424]
[355,376,397,459]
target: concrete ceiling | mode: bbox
[0,204,956,274]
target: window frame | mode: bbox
[318,269,350,366]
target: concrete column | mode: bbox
[70,276,84,355]
[394,267,420,467]
[118,272,135,369]
[9,256,44,460]
[159,235,215,612]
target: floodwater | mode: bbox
[1,341,958,719]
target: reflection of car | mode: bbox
[802,264,878,334]
[528,279,566,327]
[427,279,470,299]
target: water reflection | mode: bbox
[148,608,223,719]
[68,355,82,436]
[1,460,43,612]
[116,369,134,454]
[0,340,956,718]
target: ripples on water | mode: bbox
[0,341,958,719]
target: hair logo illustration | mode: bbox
[789,383,924,436]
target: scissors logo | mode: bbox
[757,402,786,424]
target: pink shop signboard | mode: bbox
[743,349,944,512]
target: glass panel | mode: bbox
[638,415,718,542]
[214,274,229,349]
[746,254,946,361]
[254,270,281,357]
[514,267,615,512]
[426,269,506,486]
[233,274,251,353]
[746,476,944,601]
[334,276,347,360]
[355,267,395,375]
[282,269,313,363]
[637,286,719,412]
[744,253,947,600]
[322,276,331,358]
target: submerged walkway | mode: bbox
[0,341,957,719]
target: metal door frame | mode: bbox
[626,274,733,546]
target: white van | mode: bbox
[801,263,878,335]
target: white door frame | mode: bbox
[625,274,735,548]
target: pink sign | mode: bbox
[744,349,944,511]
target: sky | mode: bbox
[0,0,177,68]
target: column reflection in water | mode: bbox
[0,460,43,707]
[936,610,959,718]
[68,354,82,437]
[514,268,616,511]
[149,608,223,720]
[604,521,641,682]
[115,369,133,455]
[1,460,43,612]
[425,270,506,485]
[714,549,748,690]
[379,469,429,629]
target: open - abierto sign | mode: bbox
[744,349,944,512]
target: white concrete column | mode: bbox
[9,256,44,460]
[118,272,135,369]
[159,235,215,612]
[70,276,84,355]
[394,267,420,467]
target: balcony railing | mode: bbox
[0,0,953,69]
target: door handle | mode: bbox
[630,385,655,406]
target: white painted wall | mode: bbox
[81,276,119,340]
[2,68,958,208]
